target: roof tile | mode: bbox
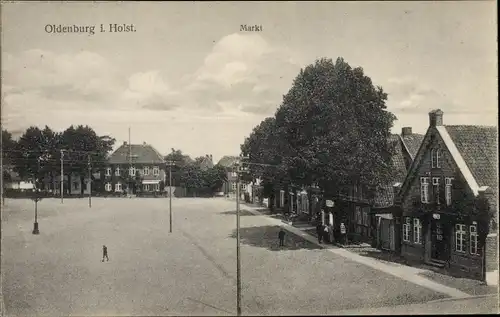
[108,144,165,164]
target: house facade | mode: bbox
[218,155,247,198]
[103,142,166,196]
[396,109,498,284]
[372,128,425,251]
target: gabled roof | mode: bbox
[217,155,239,168]
[108,143,165,164]
[401,133,425,159]
[443,125,498,195]
[373,134,413,208]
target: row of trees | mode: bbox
[2,125,116,195]
[240,57,397,210]
[164,149,227,197]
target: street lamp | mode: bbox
[32,157,42,235]
[166,160,175,233]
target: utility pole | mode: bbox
[128,127,132,197]
[235,160,246,317]
[166,159,175,233]
[32,158,41,235]
[60,149,64,203]
[88,154,92,208]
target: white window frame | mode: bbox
[403,217,411,242]
[143,166,150,176]
[153,166,160,176]
[241,183,247,190]
[231,171,237,177]
[420,177,429,203]
[143,184,150,192]
[432,177,440,204]
[445,178,453,206]
[231,182,237,191]
[470,224,479,255]
[115,182,122,192]
[413,218,422,244]
[154,183,160,191]
[105,167,111,176]
[115,167,121,176]
[431,149,436,168]
[455,224,466,253]
[129,166,136,177]
[105,183,112,192]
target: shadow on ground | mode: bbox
[228,225,322,251]
[219,209,265,216]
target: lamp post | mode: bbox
[32,157,41,235]
[88,154,92,208]
[166,160,175,233]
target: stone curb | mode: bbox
[426,292,498,304]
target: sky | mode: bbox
[1,2,497,163]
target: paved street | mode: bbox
[1,197,495,316]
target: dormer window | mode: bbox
[130,166,136,177]
[115,167,121,176]
[431,148,441,168]
[143,166,150,176]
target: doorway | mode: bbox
[431,220,449,262]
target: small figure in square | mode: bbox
[278,227,286,247]
[102,245,109,262]
[316,222,323,244]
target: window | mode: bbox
[445,178,453,206]
[143,166,150,176]
[73,181,79,190]
[231,183,237,190]
[129,166,136,177]
[470,224,478,255]
[115,182,122,192]
[455,224,466,252]
[154,183,160,191]
[231,172,237,177]
[241,183,247,190]
[413,218,422,244]
[403,217,411,242]
[105,183,112,192]
[153,166,160,176]
[356,206,362,225]
[143,184,150,192]
[105,167,111,176]
[362,207,370,226]
[432,177,440,204]
[420,177,429,203]
[115,167,121,176]
[431,149,441,168]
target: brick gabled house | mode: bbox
[103,142,166,196]
[395,109,498,285]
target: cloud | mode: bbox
[385,76,465,114]
[184,33,302,114]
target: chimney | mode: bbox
[143,141,147,145]
[123,141,127,146]
[429,109,443,127]
[401,127,412,136]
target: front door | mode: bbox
[431,220,448,261]
[380,218,391,250]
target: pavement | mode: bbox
[1,197,498,316]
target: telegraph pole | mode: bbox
[32,158,41,235]
[60,149,64,203]
[128,127,132,197]
[88,154,92,208]
[235,161,242,317]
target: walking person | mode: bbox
[323,225,330,244]
[278,227,286,247]
[316,222,323,244]
[102,245,109,262]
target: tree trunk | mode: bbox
[80,175,85,196]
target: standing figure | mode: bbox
[102,245,109,262]
[278,227,286,247]
[316,222,323,244]
[323,225,330,243]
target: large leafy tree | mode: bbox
[2,129,17,202]
[242,57,396,205]
[60,125,115,195]
[202,164,227,194]
[165,148,194,187]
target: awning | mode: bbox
[376,213,394,220]
[142,180,161,184]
